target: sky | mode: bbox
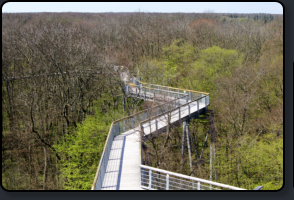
[2,2,283,14]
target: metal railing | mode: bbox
[127,76,209,105]
[138,94,208,130]
[92,76,210,190]
[140,165,246,190]
[91,94,192,189]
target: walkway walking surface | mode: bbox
[101,91,206,190]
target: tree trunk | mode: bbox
[43,146,47,190]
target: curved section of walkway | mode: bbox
[92,75,209,190]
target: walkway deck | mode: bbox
[101,128,141,190]
[92,75,250,191]
[101,90,206,190]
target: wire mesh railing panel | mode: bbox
[140,165,245,190]
[191,92,202,101]
[92,76,211,190]
[93,124,116,190]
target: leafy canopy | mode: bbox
[54,100,124,190]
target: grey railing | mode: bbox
[128,76,209,105]
[91,93,195,190]
[92,77,210,190]
[140,165,246,190]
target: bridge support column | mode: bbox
[186,123,193,175]
[181,121,186,174]
[209,111,216,183]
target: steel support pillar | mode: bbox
[186,123,193,174]
[181,121,186,174]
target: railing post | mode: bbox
[197,100,199,118]
[139,123,142,136]
[178,90,180,98]
[166,174,169,190]
[123,96,125,112]
[198,181,201,190]
[117,122,119,135]
[149,170,152,189]
[205,96,207,114]
[188,104,190,118]
[140,167,143,187]
[186,95,188,103]
[189,92,192,101]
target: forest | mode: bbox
[2,12,283,190]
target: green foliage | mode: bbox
[190,46,243,93]
[161,39,196,85]
[136,56,166,85]
[238,18,251,23]
[215,133,283,190]
[2,12,282,190]
[53,100,124,190]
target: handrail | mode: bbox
[91,121,115,190]
[140,95,206,125]
[92,77,210,190]
[132,76,209,95]
[91,91,190,190]
[139,165,246,190]
[141,85,189,95]
[111,94,188,124]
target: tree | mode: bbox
[161,39,196,85]
[184,46,243,93]
[53,100,124,190]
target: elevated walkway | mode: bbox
[92,75,246,190]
